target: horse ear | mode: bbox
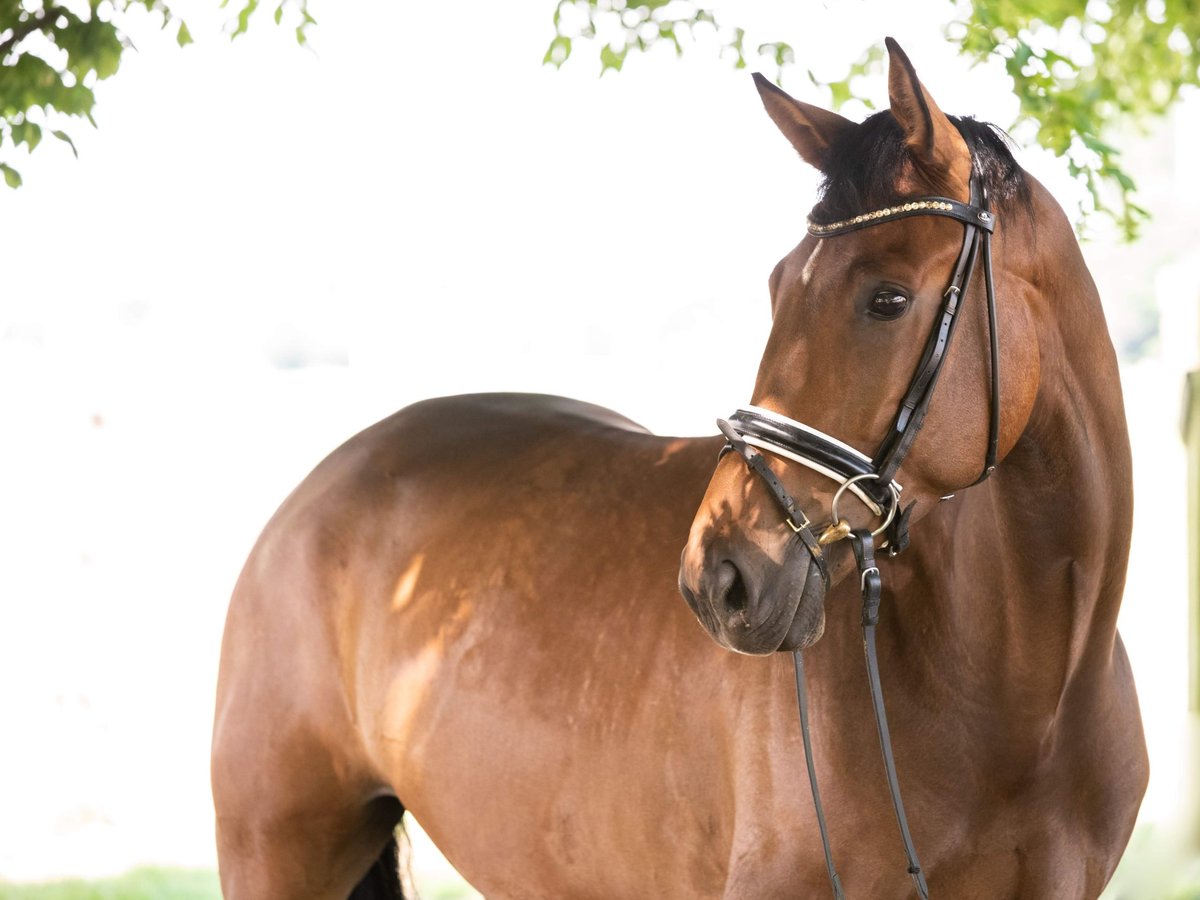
[884,37,971,196]
[752,72,854,170]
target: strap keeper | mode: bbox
[850,529,882,626]
[716,417,747,453]
[860,570,881,626]
[885,500,916,557]
[860,565,880,592]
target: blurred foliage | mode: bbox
[0,0,313,188]
[0,866,481,900]
[4,0,1195,240]
[1099,823,1200,899]
[0,867,219,899]
[547,0,1200,240]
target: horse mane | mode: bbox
[812,112,1030,222]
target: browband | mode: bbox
[808,196,995,237]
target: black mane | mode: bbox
[812,112,1029,222]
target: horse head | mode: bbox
[678,40,1043,655]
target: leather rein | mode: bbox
[716,163,1000,899]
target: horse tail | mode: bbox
[348,814,410,900]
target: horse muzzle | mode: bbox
[678,535,827,655]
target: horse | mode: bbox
[212,39,1147,899]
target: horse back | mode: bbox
[214,393,746,897]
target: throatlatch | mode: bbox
[716,161,1000,899]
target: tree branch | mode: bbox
[0,5,69,61]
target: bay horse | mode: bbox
[212,40,1147,899]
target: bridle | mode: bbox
[716,157,999,899]
[720,162,998,899]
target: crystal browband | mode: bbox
[807,197,994,237]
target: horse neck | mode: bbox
[889,190,1132,729]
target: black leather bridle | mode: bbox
[717,162,1000,899]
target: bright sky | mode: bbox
[0,0,1193,886]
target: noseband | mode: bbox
[717,163,1000,899]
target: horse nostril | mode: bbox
[715,560,747,613]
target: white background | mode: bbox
[0,0,1194,887]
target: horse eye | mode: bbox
[869,289,909,320]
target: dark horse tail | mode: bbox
[348,808,409,900]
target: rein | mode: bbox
[717,164,1000,899]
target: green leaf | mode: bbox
[660,25,682,56]
[543,35,572,68]
[829,79,852,108]
[51,130,78,158]
[53,14,124,80]
[274,4,282,25]
[0,164,23,188]
[757,41,794,69]
[176,21,193,47]
[1012,41,1035,71]
[599,43,626,74]
[1080,133,1118,156]
[11,121,42,151]
[233,0,258,38]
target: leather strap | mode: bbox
[727,407,894,510]
[872,174,988,488]
[791,532,931,899]
[970,229,1000,485]
[885,500,916,557]
[793,650,845,900]
[717,418,830,591]
[807,196,994,237]
[851,530,930,900]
